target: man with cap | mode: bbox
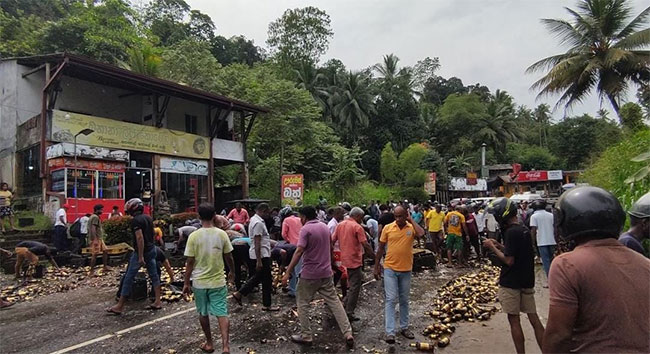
[53,203,71,251]
[483,197,544,353]
[543,187,650,353]
[618,191,649,256]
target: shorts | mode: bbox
[498,287,537,314]
[90,238,107,255]
[445,233,463,251]
[193,286,228,317]
[0,206,13,217]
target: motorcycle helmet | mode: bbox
[124,198,144,215]
[488,197,517,225]
[628,191,650,219]
[554,186,625,240]
[531,199,547,211]
[279,206,293,219]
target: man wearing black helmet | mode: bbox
[482,197,544,353]
[619,191,650,256]
[543,187,650,353]
[108,198,162,315]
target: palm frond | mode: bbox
[540,18,587,47]
[617,6,650,38]
[613,28,650,50]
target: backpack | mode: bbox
[70,220,82,238]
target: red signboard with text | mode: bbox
[515,170,548,182]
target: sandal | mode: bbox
[106,308,122,316]
[290,334,313,345]
[146,305,162,311]
[262,306,280,312]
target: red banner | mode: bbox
[48,158,126,172]
[515,170,548,182]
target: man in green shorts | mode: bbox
[444,206,469,267]
[183,203,235,354]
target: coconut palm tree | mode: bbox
[447,154,473,175]
[475,90,523,157]
[294,62,331,118]
[329,71,376,143]
[534,103,551,147]
[120,45,161,77]
[527,0,650,122]
[374,54,401,80]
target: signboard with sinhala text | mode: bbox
[51,110,210,159]
[281,174,304,207]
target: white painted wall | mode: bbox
[0,61,44,186]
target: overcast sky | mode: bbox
[188,0,647,120]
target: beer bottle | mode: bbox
[409,342,435,352]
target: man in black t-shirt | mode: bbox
[483,197,544,353]
[108,198,162,315]
[14,240,58,279]
[116,246,174,300]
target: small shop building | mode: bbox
[0,53,268,220]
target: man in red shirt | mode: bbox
[227,203,250,225]
[332,207,375,321]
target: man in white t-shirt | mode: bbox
[529,200,556,279]
[54,204,70,251]
[473,205,486,235]
[232,203,279,311]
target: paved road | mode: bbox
[0,265,550,354]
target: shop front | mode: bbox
[47,155,126,220]
[448,177,488,199]
[511,170,563,197]
[47,110,211,218]
[159,157,209,213]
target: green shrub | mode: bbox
[583,129,650,226]
[170,212,199,228]
[305,180,400,207]
[103,216,133,246]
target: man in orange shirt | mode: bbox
[332,207,375,321]
[227,203,250,225]
[374,206,424,343]
[282,210,303,296]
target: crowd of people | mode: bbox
[1,187,649,354]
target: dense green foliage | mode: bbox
[2,0,648,205]
[103,215,133,246]
[583,129,650,211]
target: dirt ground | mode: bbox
[0,264,550,354]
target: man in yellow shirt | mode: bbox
[373,206,425,344]
[424,204,445,261]
[444,206,469,267]
[0,182,15,233]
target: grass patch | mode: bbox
[2,210,52,231]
